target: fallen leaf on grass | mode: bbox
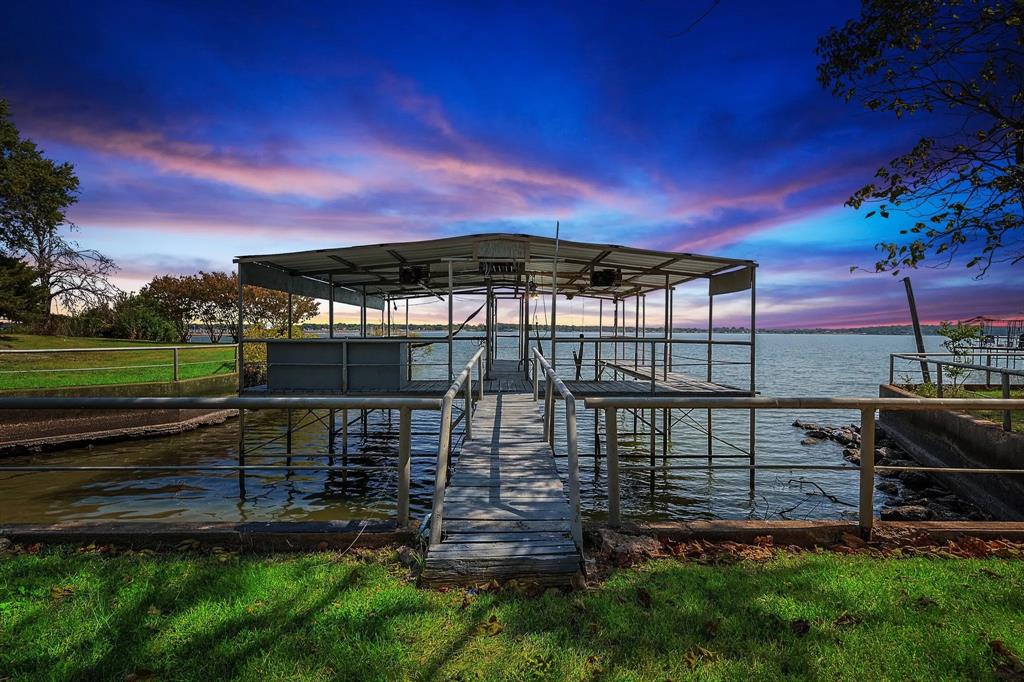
[991,640,1024,680]
[147,606,162,617]
[790,619,811,637]
[480,614,503,636]
[636,588,652,610]
[834,613,861,628]
[50,585,75,602]
[685,646,720,669]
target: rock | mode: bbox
[875,481,899,495]
[842,447,860,465]
[806,429,829,440]
[880,504,931,521]
[396,545,419,569]
[598,529,663,566]
[801,437,821,446]
[0,537,10,552]
[899,471,931,488]
[831,429,854,445]
[875,446,892,461]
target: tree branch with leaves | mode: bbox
[817,0,1024,276]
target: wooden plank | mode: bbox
[441,531,572,543]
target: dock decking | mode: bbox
[421,389,582,587]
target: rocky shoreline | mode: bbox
[793,419,988,522]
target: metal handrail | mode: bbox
[532,348,582,548]
[890,352,1022,429]
[0,393,446,528]
[583,394,1024,534]
[428,345,486,546]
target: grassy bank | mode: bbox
[907,383,1024,433]
[0,334,236,390]
[1,548,1023,680]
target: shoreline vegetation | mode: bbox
[1,544,1023,680]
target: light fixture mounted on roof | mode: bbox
[399,265,430,286]
[590,268,622,287]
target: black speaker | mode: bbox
[590,268,621,287]
[399,265,430,285]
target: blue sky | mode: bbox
[1,0,1018,326]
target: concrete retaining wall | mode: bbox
[879,384,1024,520]
[0,373,237,453]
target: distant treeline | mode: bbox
[302,323,937,335]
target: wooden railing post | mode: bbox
[430,395,454,546]
[397,407,411,527]
[606,407,620,527]
[859,407,876,537]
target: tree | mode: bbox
[0,100,118,318]
[242,283,319,334]
[817,1,1024,276]
[193,271,236,343]
[141,275,199,342]
[0,254,44,323]
[108,292,177,342]
[936,320,982,387]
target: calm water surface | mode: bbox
[0,334,945,524]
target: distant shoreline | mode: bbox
[298,323,940,336]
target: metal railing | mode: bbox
[583,395,1024,534]
[890,352,1024,430]
[0,394,451,527]
[428,346,486,545]
[0,344,237,386]
[532,348,582,547]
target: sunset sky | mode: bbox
[1,1,1019,328]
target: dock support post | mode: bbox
[342,408,349,459]
[566,397,582,548]
[238,407,246,499]
[605,407,620,528]
[328,409,335,466]
[464,373,473,441]
[477,356,484,401]
[430,396,454,546]
[397,407,411,527]
[533,353,540,401]
[859,407,876,537]
[1003,372,1012,431]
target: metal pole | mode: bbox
[464,374,473,441]
[448,261,453,381]
[397,407,411,526]
[533,352,540,401]
[430,396,453,546]
[236,265,246,498]
[859,407,876,536]
[606,407,620,527]
[1003,372,1012,431]
[551,221,560,368]
[172,348,179,382]
[749,266,757,490]
[328,274,334,339]
[477,355,484,401]
[565,397,582,547]
[903,276,932,384]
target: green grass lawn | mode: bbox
[1,548,1023,680]
[907,383,1024,433]
[0,334,236,390]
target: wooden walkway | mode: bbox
[421,385,582,587]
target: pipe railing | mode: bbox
[583,395,1024,535]
[532,348,582,548]
[428,346,486,546]
[0,394,445,527]
[890,353,1024,430]
[0,344,236,386]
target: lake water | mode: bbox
[0,333,948,525]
